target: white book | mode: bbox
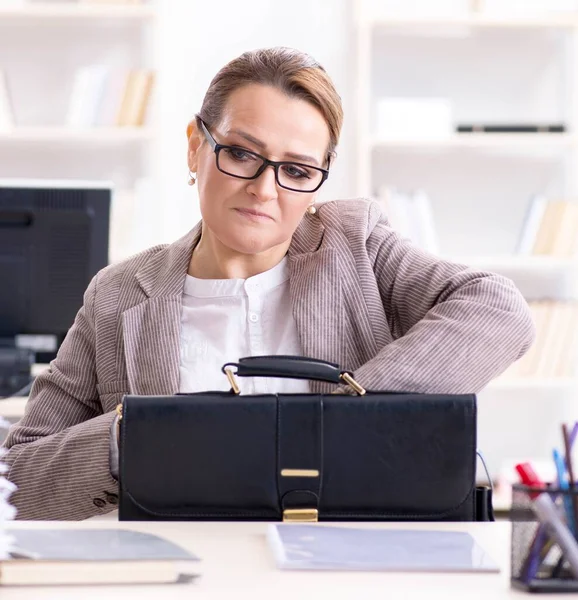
[0,70,14,131]
[66,65,109,128]
[516,195,548,255]
[96,69,128,127]
[411,189,439,254]
[267,524,500,572]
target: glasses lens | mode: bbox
[277,163,324,192]
[217,146,324,192]
[218,147,264,179]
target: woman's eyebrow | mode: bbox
[226,128,320,166]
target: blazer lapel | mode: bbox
[289,213,348,394]
[122,225,202,396]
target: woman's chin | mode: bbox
[220,231,277,255]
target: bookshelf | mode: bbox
[0,3,156,19]
[367,15,578,30]
[372,133,576,153]
[353,0,578,483]
[0,0,159,262]
[0,126,156,144]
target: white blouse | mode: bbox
[178,257,310,395]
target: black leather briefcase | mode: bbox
[118,356,493,522]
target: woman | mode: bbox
[4,47,534,520]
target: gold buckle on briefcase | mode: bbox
[283,508,319,523]
[223,367,366,396]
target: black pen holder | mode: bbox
[511,483,578,593]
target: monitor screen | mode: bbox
[0,179,110,362]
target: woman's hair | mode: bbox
[197,47,343,161]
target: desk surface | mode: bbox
[0,520,553,600]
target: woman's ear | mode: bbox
[186,119,203,172]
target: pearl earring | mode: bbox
[188,171,196,186]
[307,204,316,215]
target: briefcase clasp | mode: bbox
[282,508,319,523]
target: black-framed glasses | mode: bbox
[198,118,330,193]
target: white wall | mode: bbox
[153,0,356,244]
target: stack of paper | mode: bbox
[268,524,500,572]
[0,417,16,560]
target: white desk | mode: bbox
[0,520,547,599]
[0,397,27,420]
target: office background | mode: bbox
[0,0,577,499]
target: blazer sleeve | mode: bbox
[354,203,535,394]
[2,274,118,520]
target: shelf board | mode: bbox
[367,14,578,30]
[448,255,578,271]
[486,377,578,391]
[372,133,576,151]
[0,2,156,21]
[0,127,156,144]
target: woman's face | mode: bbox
[187,84,331,255]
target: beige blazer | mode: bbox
[3,199,535,520]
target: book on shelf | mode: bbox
[1,528,199,586]
[78,0,145,5]
[66,66,155,128]
[480,0,578,17]
[377,186,439,254]
[457,124,566,133]
[516,195,548,255]
[0,70,14,131]
[502,300,578,380]
[116,69,155,127]
[516,197,578,258]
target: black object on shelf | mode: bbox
[0,344,34,399]
[457,124,566,133]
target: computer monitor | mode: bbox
[0,179,110,368]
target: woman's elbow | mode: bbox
[503,293,536,361]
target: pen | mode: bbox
[561,424,578,530]
[553,448,576,535]
[515,462,552,582]
[569,422,578,450]
[532,492,578,579]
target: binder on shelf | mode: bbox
[377,186,439,254]
[516,198,578,258]
[516,195,548,255]
[457,124,566,133]
[65,67,155,129]
[501,300,578,380]
[0,70,14,131]
[116,69,155,127]
[66,65,109,128]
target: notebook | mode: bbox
[1,529,200,586]
[267,524,500,573]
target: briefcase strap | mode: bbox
[222,355,366,396]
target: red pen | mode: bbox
[515,462,546,493]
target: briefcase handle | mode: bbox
[221,355,366,396]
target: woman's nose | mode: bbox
[246,164,278,202]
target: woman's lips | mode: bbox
[233,207,274,221]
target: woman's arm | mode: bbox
[2,275,118,520]
[352,203,535,394]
